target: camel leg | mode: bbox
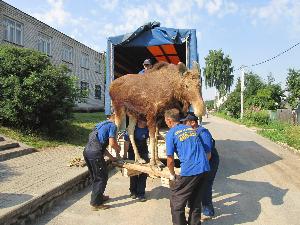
[148,127,156,167]
[113,107,126,158]
[128,115,146,164]
[148,127,163,171]
[114,106,125,131]
[154,126,165,168]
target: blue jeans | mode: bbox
[202,152,219,216]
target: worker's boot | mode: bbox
[91,204,110,211]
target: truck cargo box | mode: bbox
[105,21,199,115]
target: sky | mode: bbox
[4,0,300,101]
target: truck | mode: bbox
[104,21,199,115]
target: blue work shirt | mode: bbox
[138,69,145,74]
[166,124,210,176]
[196,126,218,158]
[124,126,149,155]
[196,126,213,153]
[124,126,149,142]
[95,120,117,145]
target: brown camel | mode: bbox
[109,61,205,167]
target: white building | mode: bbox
[0,0,105,111]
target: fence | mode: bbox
[268,109,299,125]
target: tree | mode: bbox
[243,72,266,108]
[203,49,234,97]
[205,100,214,110]
[0,45,82,132]
[251,84,283,110]
[221,79,241,117]
[243,72,284,110]
[267,72,275,85]
[286,69,300,109]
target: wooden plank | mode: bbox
[122,168,142,177]
[112,160,180,179]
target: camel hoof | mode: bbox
[149,163,161,172]
[135,158,146,164]
[156,165,163,171]
[156,160,165,168]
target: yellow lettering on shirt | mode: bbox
[177,130,197,141]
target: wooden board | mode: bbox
[112,160,180,179]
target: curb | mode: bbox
[0,161,116,225]
[0,170,90,225]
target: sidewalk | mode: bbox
[0,142,89,225]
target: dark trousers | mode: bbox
[170,173,208,225]
[202,154,219,211]
[128,151,148,197]
[83,152,108,206]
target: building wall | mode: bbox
[0,0,105,111]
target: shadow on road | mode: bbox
[108,183,171,208]
[204,139,288,225]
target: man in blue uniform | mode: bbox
[164,109,210,225]
[181,112,219,220]
[83,113,121,211]
[124,117,149,202]
[138,59,152,74]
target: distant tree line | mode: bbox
[203,49,300,118]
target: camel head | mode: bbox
[177,62,205,117]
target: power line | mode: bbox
[234,41,300,71]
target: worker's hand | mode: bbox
[169,173,176,181]
[169,173,178,189]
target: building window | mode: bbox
[80,81,89,96]
[95,85,101,99]
[38,33,51,56]
[81,52,89,69]
[95,59,101,73]
[4,17,24,45]
[62,44,73,63]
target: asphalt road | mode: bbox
[34,116,300,225]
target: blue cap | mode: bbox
[143,59,151,65]
[180,112,198,122]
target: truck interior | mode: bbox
[105,21,198,115]
[113,44,187,78]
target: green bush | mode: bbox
[0,45,81,133]
[243,110,270,125]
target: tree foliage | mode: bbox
[250,84,284,110]
[221,72,284,116]
[243,72,265,100]
[205,100,214,110]
[286,68,300,109]
[0,45,82,132]
[220,79,241,117]
[203,49,234,97]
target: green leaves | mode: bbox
[0,45,81,132]
[286,69,300,109]
[221,72,285,117]
[203,49,234,97]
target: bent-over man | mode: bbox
[83,113,121,211]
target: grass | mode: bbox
[0,112,106,149]
[214,111,300,151]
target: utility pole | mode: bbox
[240,66,245,119]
